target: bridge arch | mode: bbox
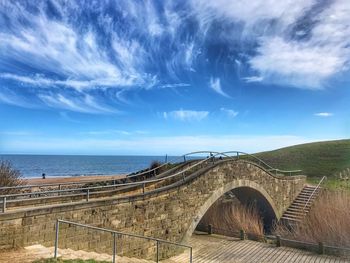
[183,179,279,242]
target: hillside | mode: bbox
[254,139,350,179]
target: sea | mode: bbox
[0,154,178,178]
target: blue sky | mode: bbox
[0,0,349,155]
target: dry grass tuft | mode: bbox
[275,190,350,247]
[199,199,264,238]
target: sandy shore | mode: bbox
[23,174,127,185]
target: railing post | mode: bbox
[156,240,159,263]
[183,155,186,162]
[208,224,212,235]
[237,152,239,159]
[318,242,324,254]
[276,235,281,247]
[182,172,185,181]
[54,220,59,259]
[2,197,6,213]
[86,189,90,202]
[240,229,245,240]
[142,183,145,195]
[190,247,193,263]
[112,232,117,263]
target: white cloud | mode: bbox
[249,37,347,89]
[163,109,209,121]
[243,76,264,83]
[220,108,238,118]
[194,0,350,89]
[80,130,148,136]
[209,77,229,97]
[158,83,190,89]
[192,0,315,29]
[314,112,333,117]
[38,93,116,114]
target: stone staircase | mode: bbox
[281,185,321,224]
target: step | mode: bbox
[298,192,317,196]
[281,216,302,222]
[284,208,306,215]
[295,196,313,201]
[283,211,306,218]
[288,206,310,212]
[300,190,320,195]
[283,210,305,217]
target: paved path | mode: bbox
[0,234,348,262]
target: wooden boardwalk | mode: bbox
[166,233,349,263]
[0,233,348,262]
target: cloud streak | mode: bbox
[209,78,230,97]
[163,110,209,121]
[220,108,238,118]
[314,112,333,117]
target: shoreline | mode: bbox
[23,174,127,185]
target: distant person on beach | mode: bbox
[42,173,46,179]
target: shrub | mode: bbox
[149,160,163,175]
[0,161,23,194]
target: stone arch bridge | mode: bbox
[0,153,306,257]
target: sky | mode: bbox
[0,0,349,155]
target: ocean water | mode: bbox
[0,155,173,178]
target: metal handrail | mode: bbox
[0,150,301,192]
[54,219,192,263]
[0,151,301,199]
[303,176,326,210]
[0,151,303,213]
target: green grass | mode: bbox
[307,176,350,191]
[254,139,350,178]
[32,259,110,263]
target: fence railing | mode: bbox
[0,151,303,213]
[196,223,350,258]
[303,175,326,210]
[54,220,192,263]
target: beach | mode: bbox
[23,174,127,185]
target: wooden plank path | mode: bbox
[0,233,348,262]
[164,234,349,263]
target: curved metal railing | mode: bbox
[0,151,303,213]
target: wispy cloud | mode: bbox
[243,76,264,83]
[81,129,149,136]
[314,112,333,117]
[163,109,209,121]
[38,93,116,114]
[1,0,349,116]
[209,77,230,97]
[220,108,239,118]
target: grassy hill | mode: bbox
[254,139,350,179]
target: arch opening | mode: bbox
[183,180,279,242]
[230,186,278,232]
